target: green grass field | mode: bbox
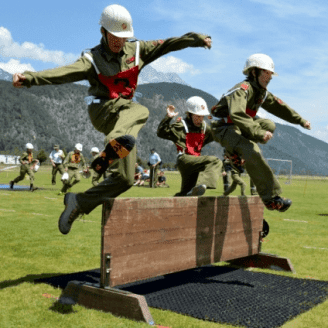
[0,165,327,328]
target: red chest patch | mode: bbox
[241,83,249,91]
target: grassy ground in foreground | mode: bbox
[0,166,327,328]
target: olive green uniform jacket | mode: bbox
[211,79,307,202]
[21,32,210,213]
[61,151,87,193]
[157,115,222,195]
[13,151,36,184]
[211,79,307,142]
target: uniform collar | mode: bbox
[100,38,127,61]
[185,116,205,131]
[248,79,267,94]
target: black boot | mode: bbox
[264,196,292,212]
[91,135,135,174]
[30,184,38,192]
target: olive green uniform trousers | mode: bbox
[76,99,149,214]
[223,168,246,196]
[91,169,110,187]
[175,154,222,196]
[51,163,65,184]
[211,118,281,202]
[223,170,231,192]
[61,168,81,193]
[13,165,35,184]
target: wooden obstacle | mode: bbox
[59,196,294,325]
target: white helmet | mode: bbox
[91,147,99,153]
[75,143,83,151]
[26,143,34,149]
[185,96,210,116]
[99,4,134,38]
[243,54,278,76]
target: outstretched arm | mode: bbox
[263,93,311,130]
[140,32,211,68]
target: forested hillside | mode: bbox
[0,80,103,155]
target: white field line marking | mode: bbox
[0,209,15,212]
[284,219,308,223]
[44,197,57,200]
[31,213,50,216]
[0,193,11,196]
[303,246,328,251]
[77,218,97,223]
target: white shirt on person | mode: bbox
[149,152,161,165]
[49,149,64,164]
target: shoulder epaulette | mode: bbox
[274,96,284,104]
[223,81,250,98]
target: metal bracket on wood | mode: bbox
[103,253,111,288]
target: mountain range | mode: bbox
[0,68,327,175]
[0,68,12,82]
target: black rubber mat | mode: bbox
[35,266,328,328]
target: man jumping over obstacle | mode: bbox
[12,4,213,234]
[211,54,311,212]
[157,97,222,196]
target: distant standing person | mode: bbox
[157,97,222,196]
[49,144,65,185]
[211,54,311,211]
[9,143,39,191]
[148,149,162,188]
[59,143,87,195]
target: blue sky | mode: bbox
[1,0,328,143]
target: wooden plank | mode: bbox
[105,230,261,287]
[101,196,265,287]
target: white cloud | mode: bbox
[0,27,79,66]
[0,59,35,74]
[150,55,200,75]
